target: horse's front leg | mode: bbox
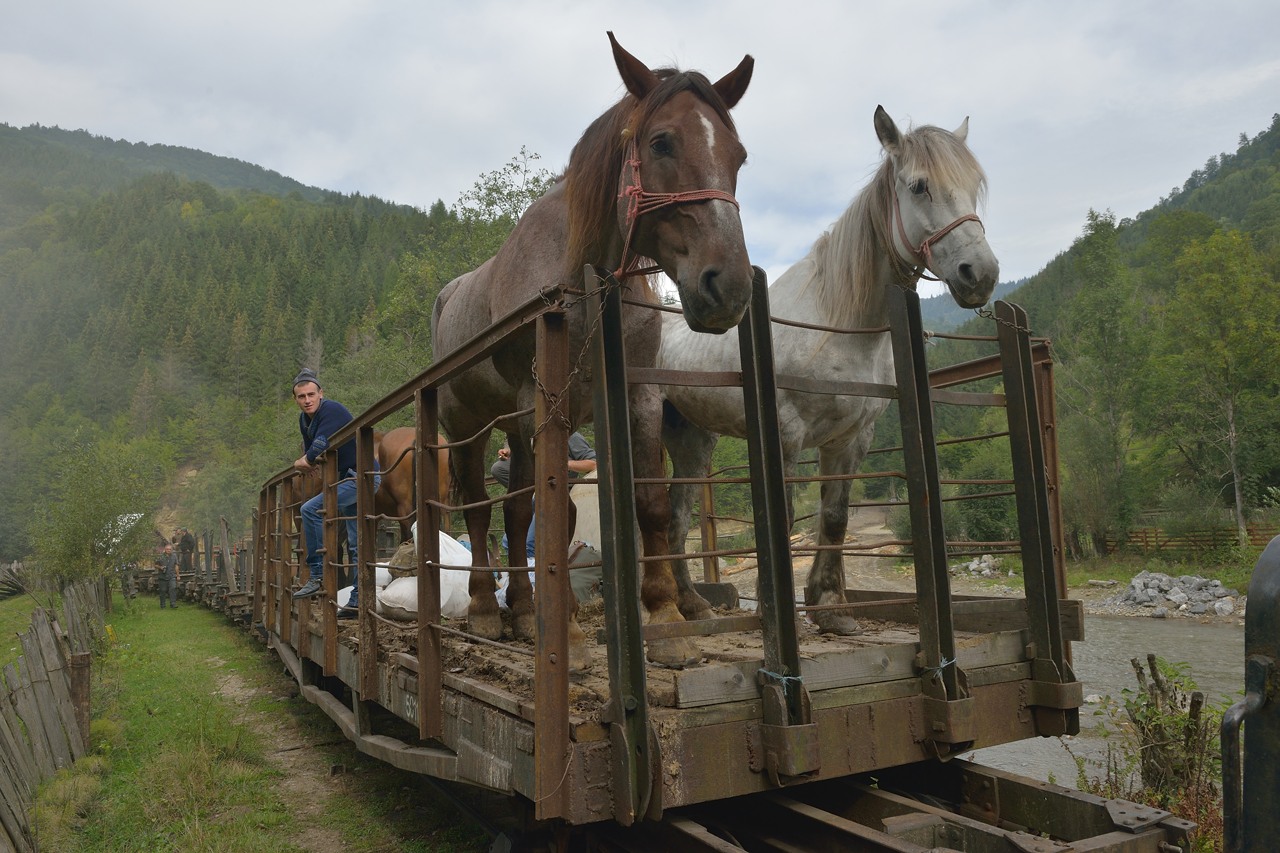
[563,497,591,673]
[661,405,717,622]
[634,392,700,667]
[805,440,866,635]
[504,436,536,641]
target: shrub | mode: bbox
[1065,653,1221,852]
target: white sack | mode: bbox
[375,530,474,620]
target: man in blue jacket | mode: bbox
[291,369,373,613]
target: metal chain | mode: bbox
[528,270,623,443]
[974,305,1058,363]
[973,304,1033,336]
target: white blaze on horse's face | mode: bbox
[632,93,752,333]
[875,106,999,309]
[698,112,718,151]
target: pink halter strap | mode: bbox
[891,190,983,282]
[614,138,740,279]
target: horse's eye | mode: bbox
[650,137,673,157]
[908,178,928,196]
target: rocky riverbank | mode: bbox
[951,554,1246,624]
[1096,569,1244,620]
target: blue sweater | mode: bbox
[299,398,356,474]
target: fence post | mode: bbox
[69,652,91,752]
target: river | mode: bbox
[968,613,1246,784]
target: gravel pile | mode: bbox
[951,554,1012,579]
[1106,569,1243,619]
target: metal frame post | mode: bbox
[533,303,573,821]
[996,301,1080,736]
[888,286,973,753]
[357,425,379,698]
[1223,535,1280,851]
[738,266,820,782]
[416,389,444,740]
[587,267,655,826]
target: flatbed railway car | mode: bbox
[242,272,1197,851]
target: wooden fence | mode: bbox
[1104,524,1280,554]
[0,580,107,853]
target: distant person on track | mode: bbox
[177,527,196,576]
[290,369,378,615]
[157,544,178,608]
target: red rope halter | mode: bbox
[891,189,983,283]
[613,138,740,279]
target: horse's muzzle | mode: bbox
[678,264,752,333]
[947,256,1000,309]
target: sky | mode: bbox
[4,1,1279,294]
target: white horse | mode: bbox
[659,106,999,634]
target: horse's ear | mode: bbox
[712,54,754,109]
[953,116,970,143]
[873,105,902,157]
[608,31,660,99]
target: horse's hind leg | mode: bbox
[662,403,716,621]
[454,436,503,640]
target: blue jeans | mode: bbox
[301,472,379,600]
[500,502,537,563]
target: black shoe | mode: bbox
[293,579,323,599]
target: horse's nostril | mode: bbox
[700,267,722,306]
[958,263,975,286]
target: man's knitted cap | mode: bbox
[293,369,321,389]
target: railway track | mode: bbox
[585,761,1195,852]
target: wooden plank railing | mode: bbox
[1104,524,1280,554]
[0,579,106,852]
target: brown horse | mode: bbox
[373,428,453,541]
[432,33,754,669]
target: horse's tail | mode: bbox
[431,277,461,345]
[442,438,465,508]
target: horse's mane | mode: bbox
[563,68,740,283]
[809,123,987,330]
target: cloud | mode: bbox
[3,0,1279,283]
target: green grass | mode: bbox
[37,592,491,852]
[1062,546,1260,594]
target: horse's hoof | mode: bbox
[468,612,503,641]
[646,636,701,669]
[512,611,536,641]
[814,611,862,636]
[568,637,593,674]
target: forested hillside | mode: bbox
[926,112,1280,556]
[0,125,549,564]
[2,112,1278,572]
